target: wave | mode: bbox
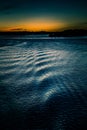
[0,38,87,130]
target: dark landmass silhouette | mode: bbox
[49,29,87,37]
[0,31,47,35]
[0,29,87,37]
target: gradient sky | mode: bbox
[0,0,87,31]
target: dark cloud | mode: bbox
[80,22,87,25]
[0,5,17,12]
[10,28,26,31]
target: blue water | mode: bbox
[0,36,87,130]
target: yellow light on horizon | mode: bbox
[21,18,66,31]
[0,18,66,32]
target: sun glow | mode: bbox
[0,18,66,32]
[23,18,65,31]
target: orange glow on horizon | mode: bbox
[23,19,65,31]
[0,18,66,32]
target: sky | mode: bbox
[0,0,87,32]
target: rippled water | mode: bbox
[0,37,87,130]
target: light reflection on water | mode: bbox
[0,37,87,130]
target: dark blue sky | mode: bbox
[0,0,87,31]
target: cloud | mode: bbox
[75,22,87,28]
[10,28,27,31]
[0,5,16,12]
[79,22,87,25]
[0,0,21,13]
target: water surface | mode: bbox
[0,36,87,130]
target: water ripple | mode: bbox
[0,38,87,130]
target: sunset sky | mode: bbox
[0,0,87,32]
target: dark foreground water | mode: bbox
[0,36,87,130]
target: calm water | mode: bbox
[0,36,87,130]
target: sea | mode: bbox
[0,35,87,130]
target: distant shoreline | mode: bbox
[0,29,87,37]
